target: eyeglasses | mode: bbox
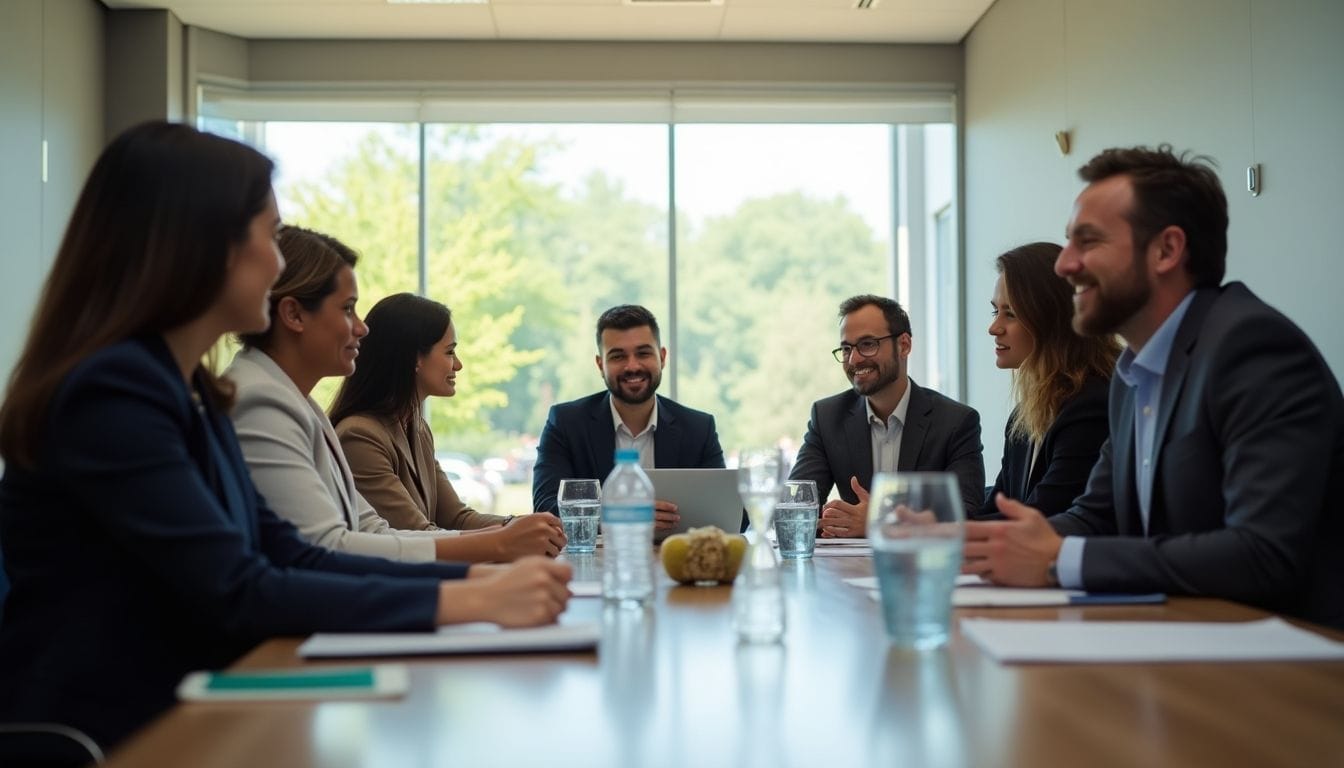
[832,334,896,363]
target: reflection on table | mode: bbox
[104,552,1344,768]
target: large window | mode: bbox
[201,92,957,513]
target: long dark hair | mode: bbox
[997,242,1121,443]
[239,225,359,350]
[0,121,275,468]
[328,293,452,426]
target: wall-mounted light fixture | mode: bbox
[1054,130,1071,156]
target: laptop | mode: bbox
[644,468,748,539]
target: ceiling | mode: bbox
[101,0,996,44]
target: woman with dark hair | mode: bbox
[330,294,565,549]
[227,226,560,562]
[0,122,571,751]
[977,241,1121,519]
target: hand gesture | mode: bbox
[819,476,870,538]
[962,494,1062,586]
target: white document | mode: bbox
[846,574,985,591]
[299,621,600,658]
[569,580,602,598]
[961,617,1344,663]
[952,588,1081,607]
[813,539,873,557]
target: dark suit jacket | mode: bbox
[1051,283,1344,628]
[789,380,985,516]
[532,392,725,513]
[975,375,1110,520]
[0,337,468,750]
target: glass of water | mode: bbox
[733,447,787,644]
[558,478,601,554]
[868,472,964,650]
[774,480,818,559]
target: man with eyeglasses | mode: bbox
[532,304,726,532]
[790,294,985,537]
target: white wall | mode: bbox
[0,0,104,387]
[963,0,1344,474]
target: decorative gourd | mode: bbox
[661,526,748,584]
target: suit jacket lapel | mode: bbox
[1147,288,1215,535]
[248,347,358,529]
[196,390,256,547]
[652,396,679,468]
[844,396,874,489]
[1111,382,1141,535]
[588,394,617,472]
[317,413,356,528]
[897,381,930,473]
[386,416,431,515]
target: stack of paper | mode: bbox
[813,538,872,557]
[299,621,600,658]
[848,575,1164,607]
[962,617,1344,663]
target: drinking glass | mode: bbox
[774,480,818,560]
[733,447,786,643]
[558,478,601,554]
[868,472,965,650]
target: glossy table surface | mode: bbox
[105,551,1344,768]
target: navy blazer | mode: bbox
[789,380,985,516]
[1051,283,1344,628]
[0,337,468,749]
[975,374,1110,520]
[532,392,725,513]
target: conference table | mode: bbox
[104,549,1344,768]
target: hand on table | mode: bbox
[961,494,1062,587]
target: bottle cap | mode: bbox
[615,448,639,462]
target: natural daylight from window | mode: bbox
[201,116,956,514]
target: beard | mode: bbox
[845,353,902,397]
[1073,249,1151,337]
[605,367,661,405]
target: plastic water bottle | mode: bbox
[602,449,655,606]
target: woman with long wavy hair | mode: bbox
[977,241,1121,519]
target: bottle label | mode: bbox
[602,503,653,524]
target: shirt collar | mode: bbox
[865,379,912,429]
[1116,291,1196,386]
[610,394,659,438]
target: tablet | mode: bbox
[644,468,747,538]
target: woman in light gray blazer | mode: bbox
[226,225,563,562]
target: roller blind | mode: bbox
[198,84,954,124]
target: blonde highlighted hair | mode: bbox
[998,242,1121,444]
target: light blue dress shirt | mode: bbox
[1056,292,1195,589]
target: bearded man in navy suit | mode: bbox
[532,305,724,533]
[964,146,1344,629]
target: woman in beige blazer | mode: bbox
[231,226,563,562]
[330,292,566,555]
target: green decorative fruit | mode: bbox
[661,526,748,584]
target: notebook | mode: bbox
[644,468,747,537]
[177,665,408,701]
